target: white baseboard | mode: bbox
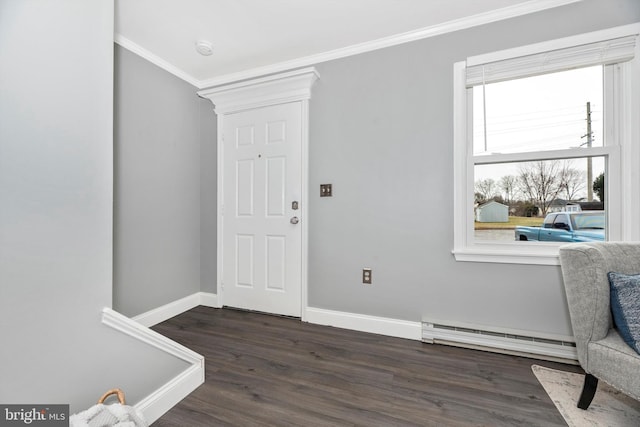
[198,292,220,308]
[304,307,422,341]
[134,364,203,424]
[133,292,219,327]
[101,308,205,424]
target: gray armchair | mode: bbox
[559,242,640,409]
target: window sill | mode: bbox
[452,242,562,265]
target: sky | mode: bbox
[472,65,605,201]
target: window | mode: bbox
[453,24,640,265]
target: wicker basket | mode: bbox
[69,388,147,427]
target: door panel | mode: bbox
[235,234,254,287]
[266,156,286,217]
[266,235,286,291]
[236,159,254,216]
[223,102,302,316]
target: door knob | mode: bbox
[290,216,299,224]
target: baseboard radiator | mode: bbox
[422,321,578,363]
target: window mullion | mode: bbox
[473,147,612,165]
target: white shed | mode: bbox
[476,201,509,223]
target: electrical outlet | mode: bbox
[362,268,372,284]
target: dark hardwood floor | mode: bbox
[152,306,581,426]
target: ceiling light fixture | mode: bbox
[195,40,213,56]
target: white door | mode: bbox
[222,102,302,317]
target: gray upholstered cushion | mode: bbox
[608,272,640,355]
[588,331,640,401]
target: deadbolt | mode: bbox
[290,216,299,225]
[292,201,299,210]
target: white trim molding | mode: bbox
[133,292,220,328]
[198,0,581,88]
[199,292,220,308]
[305,307,422,341]
[135,364,203,425]
[114,34,201,88]
[197,67,319,114]
[101,308,205,424]
[116,0,581,89]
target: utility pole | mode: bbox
[585,102,593,202]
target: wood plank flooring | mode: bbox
[152,307,581,426]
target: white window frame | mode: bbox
[453,23,640,265]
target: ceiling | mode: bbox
[114,0,580,88]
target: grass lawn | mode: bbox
[475,216,544,229]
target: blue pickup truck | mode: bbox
[514,211,605,242]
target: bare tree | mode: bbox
[517,161,564,216]
[499,175,519,206]
[475,178,497,203]
[558,161,585,201]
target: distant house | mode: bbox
[548,199,582,213]
[476,201,509,223]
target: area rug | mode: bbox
[532,365,640,426]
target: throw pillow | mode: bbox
[607,272,640,355]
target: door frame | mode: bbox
[198,68,319,320]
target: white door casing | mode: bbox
[198,68,318,318]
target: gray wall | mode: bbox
[110,0,638,340]
[200,95,218,294]
[0,0,189,412]
[308,0,640,337]
[113,46,217,316]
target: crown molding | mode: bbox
[199,0,582,88]
[116,0,582,89]
[114,34,201,88]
